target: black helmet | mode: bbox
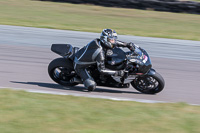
[100,29,118,49]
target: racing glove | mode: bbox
[127,42,136,51]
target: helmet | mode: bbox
[100,29,118,49]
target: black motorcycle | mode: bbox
[48,43,165,94]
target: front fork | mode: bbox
[146,68,156,76]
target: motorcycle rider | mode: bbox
[73,29,136,91]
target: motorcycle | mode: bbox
[48,43,165,94]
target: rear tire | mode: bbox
[48,58,78,86]
[131,71,165,94]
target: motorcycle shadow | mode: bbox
[10,81,142,94]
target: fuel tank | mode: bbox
[105,47,126,70]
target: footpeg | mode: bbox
[70,77,82,83]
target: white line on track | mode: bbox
[0,86,167,104]
[4,86,200,106]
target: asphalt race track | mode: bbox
[0,25,200,105]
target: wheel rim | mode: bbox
[134,76,159,92]
[53,67,75,83]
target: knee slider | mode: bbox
[84,78,96,91]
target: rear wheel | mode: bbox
[48,58,78,86]
[131,72,165,94]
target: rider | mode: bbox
[73,29,136,91]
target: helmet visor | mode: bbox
[108,36,117,44]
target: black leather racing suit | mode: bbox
[73,38,133,90]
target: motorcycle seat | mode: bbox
[69,47,80,60]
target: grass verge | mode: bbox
[0,0,200,41]
[0,89,200,133]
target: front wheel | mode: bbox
[131,71,165,94]
[48,58,78,86]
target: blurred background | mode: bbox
[0,0,200,40]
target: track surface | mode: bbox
[0,25,200,105]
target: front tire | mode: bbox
[131,71,165,94]
[48,58,78,86]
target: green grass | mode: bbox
[0,89,200,133]
[0,0,200,41]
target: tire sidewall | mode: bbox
[131,71,165,94]
[48,58,78,86]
